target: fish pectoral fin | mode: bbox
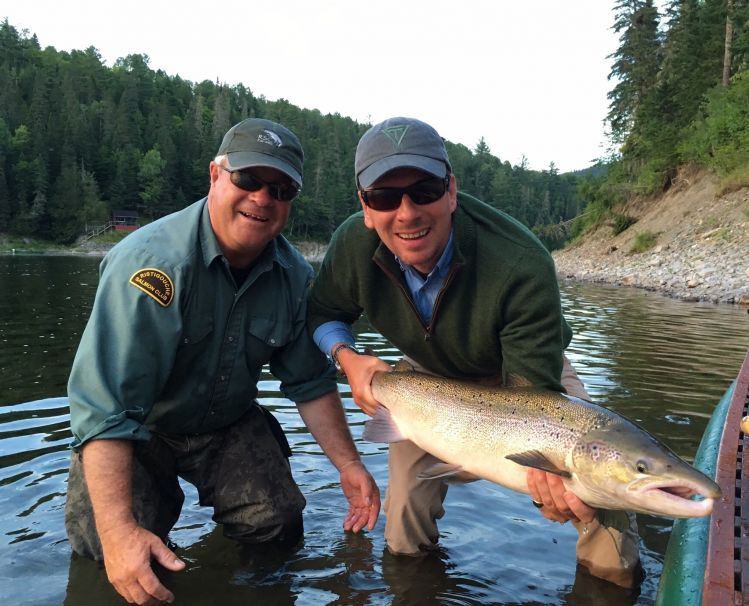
[505,450,572,478]
[362,408,406,443]
[417,463,478,483]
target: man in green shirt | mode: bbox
[308,117,640,588]
[65,118,380,605]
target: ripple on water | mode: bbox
[1,259,749,605]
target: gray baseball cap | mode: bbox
[217,118,304,186]
[355,117,452,189]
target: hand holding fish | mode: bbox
[527,468,596,524]
[340,460,381,532]
[337,351,391,416]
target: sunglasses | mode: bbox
[359,176,450,211]
[219,165,300,201]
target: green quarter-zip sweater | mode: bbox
[68,198,336,449]
[307,192,570,390]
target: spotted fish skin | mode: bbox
[365,370,721,518]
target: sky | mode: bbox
[2,1,622,173]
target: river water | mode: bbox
[1,254,747,605]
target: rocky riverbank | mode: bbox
[552,170,749,305]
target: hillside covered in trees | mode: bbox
[574,0,749,237]
[3,1,746,251]
[0,19,583,247]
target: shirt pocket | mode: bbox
[246,315,293,349]
[164,315,215,397]
[180,314,214,347]
[175,314,215,370]
[245,315,295,371]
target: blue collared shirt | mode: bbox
[313,231,455,355]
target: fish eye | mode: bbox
[636,460,649,474]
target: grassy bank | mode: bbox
[0,231,329,261]
[0,231,133,254]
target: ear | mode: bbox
[209,161,221,186]
[359,192,375,230]
[447,174,458,213]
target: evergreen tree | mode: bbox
[49,157,84,243]
[607,0,663,145]
[138,146,169,218]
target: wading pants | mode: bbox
[65,404,306,560]
[383,356,642,589]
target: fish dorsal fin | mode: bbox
[393,359,415,372]
[362,407,407,443]
[417,463,480,484]
[505,450,571,478]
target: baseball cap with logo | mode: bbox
[355,117,452,189]
[217,118,304,186]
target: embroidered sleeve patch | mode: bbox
[129,268,174,307]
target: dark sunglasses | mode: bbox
[359,176,450,211]
[219,165,300,201]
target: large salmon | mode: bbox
[364,370,720,518]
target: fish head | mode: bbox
[569,419,721,518]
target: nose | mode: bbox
[395,194,421,220]
[248,184,275,206]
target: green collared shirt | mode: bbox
[68,198,336,449]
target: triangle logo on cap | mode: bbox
[382,125,410,149]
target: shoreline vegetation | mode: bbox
[4,171,748,307]
[0,233,331,262]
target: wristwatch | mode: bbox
[331,343,358,372]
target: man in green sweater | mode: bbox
[307,117,640,588]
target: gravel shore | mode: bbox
[552,174,749,306]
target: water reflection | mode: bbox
[0,256,748,605]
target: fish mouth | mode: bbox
[630,479,721,517]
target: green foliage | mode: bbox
[629,230,659,253]
[0,19,586,245]
[611,213,637,235]
[679,72,749,175]
[568,170,628,240]
[607,1,663,144]
[86,230,135,246]
[576,0,749,237]
[531,223,567,251]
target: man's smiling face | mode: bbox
[207,162,293,268]
[360,167,457,274]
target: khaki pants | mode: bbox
[383,356,642,588]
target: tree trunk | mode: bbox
[723,0,734,86]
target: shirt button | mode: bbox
[228,336,234,342]
[220,375,226,381]
[269,338,276,344]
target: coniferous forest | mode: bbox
[1,0,748,248]
[576,0,749,235]
[0,19,581,247]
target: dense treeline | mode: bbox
[576,0,749,235]
[0,20,582,247]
